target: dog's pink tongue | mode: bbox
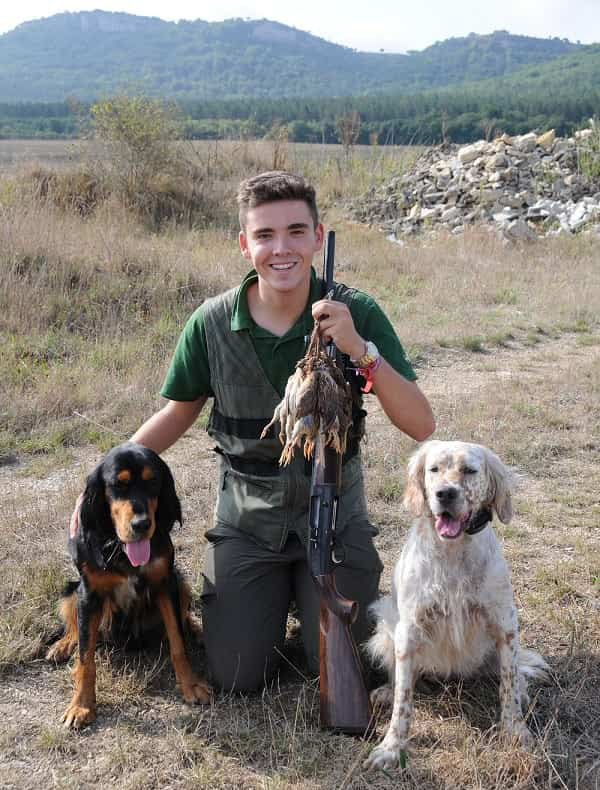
[435,515,464,538]
[124,539,151,567]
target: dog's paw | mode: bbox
[46,639,75,663]
[62,702,96,729]
[370,684,394,708]
[363,738,407,772]
[179,675,212,704]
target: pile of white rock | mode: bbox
[349,124,600,242]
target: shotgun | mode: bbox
[307,230,373,734]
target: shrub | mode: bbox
[577,119,600,182]
[90,95,181,194]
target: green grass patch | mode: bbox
[524,331,543,345]
[376,478,404,503]
[462,336,486,353]
[576,333,600,346]
[559,309,597,334]
[36,726,77,756]
[15,424,82,456]
[489,288,518,305]
[489,331,515,347]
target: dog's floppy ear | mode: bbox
[484,448,513,524]
[155,455,182,533]
[403,443,430,516]
[72,459,113,568]
[79,461,111,533]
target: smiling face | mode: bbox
[239,200,324,296]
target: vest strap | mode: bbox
[209,408,275,440]
[214,437,361,478]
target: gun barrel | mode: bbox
[308,485,337,579]
[308,435,341,578]
[324,230,335,292]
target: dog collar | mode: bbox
[464,507,493,535]
[101,539,123,569]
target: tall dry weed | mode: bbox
[0,194,233,455]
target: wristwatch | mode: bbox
[351,340,380,369]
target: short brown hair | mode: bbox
[237,170,319,229]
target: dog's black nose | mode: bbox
[435,487,458,504]
[131,515,151,534]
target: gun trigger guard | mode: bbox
[331,546,345,565]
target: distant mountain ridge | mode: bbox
[0,11,586,101]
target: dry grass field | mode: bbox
[0,139,599,789]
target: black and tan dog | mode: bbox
[47,442,211,728]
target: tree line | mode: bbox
[1,81,598,145]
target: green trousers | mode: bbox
[200,456,382,692]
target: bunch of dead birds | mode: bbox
[261,322,352,465]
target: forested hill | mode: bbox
[0,10,584,101]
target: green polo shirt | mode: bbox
[160,268,416,401]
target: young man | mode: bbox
[74,171,435,692]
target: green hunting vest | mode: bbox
[203,281,368,552]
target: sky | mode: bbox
[1,0,599,52]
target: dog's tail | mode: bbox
[365,595,398,677]
[518,647,550,682]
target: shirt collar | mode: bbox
[230,269,258,332]
[230,267,323,337]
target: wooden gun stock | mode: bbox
[309,438,373,734]
[317,573,373,734]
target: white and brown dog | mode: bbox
[365,440,548,771]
